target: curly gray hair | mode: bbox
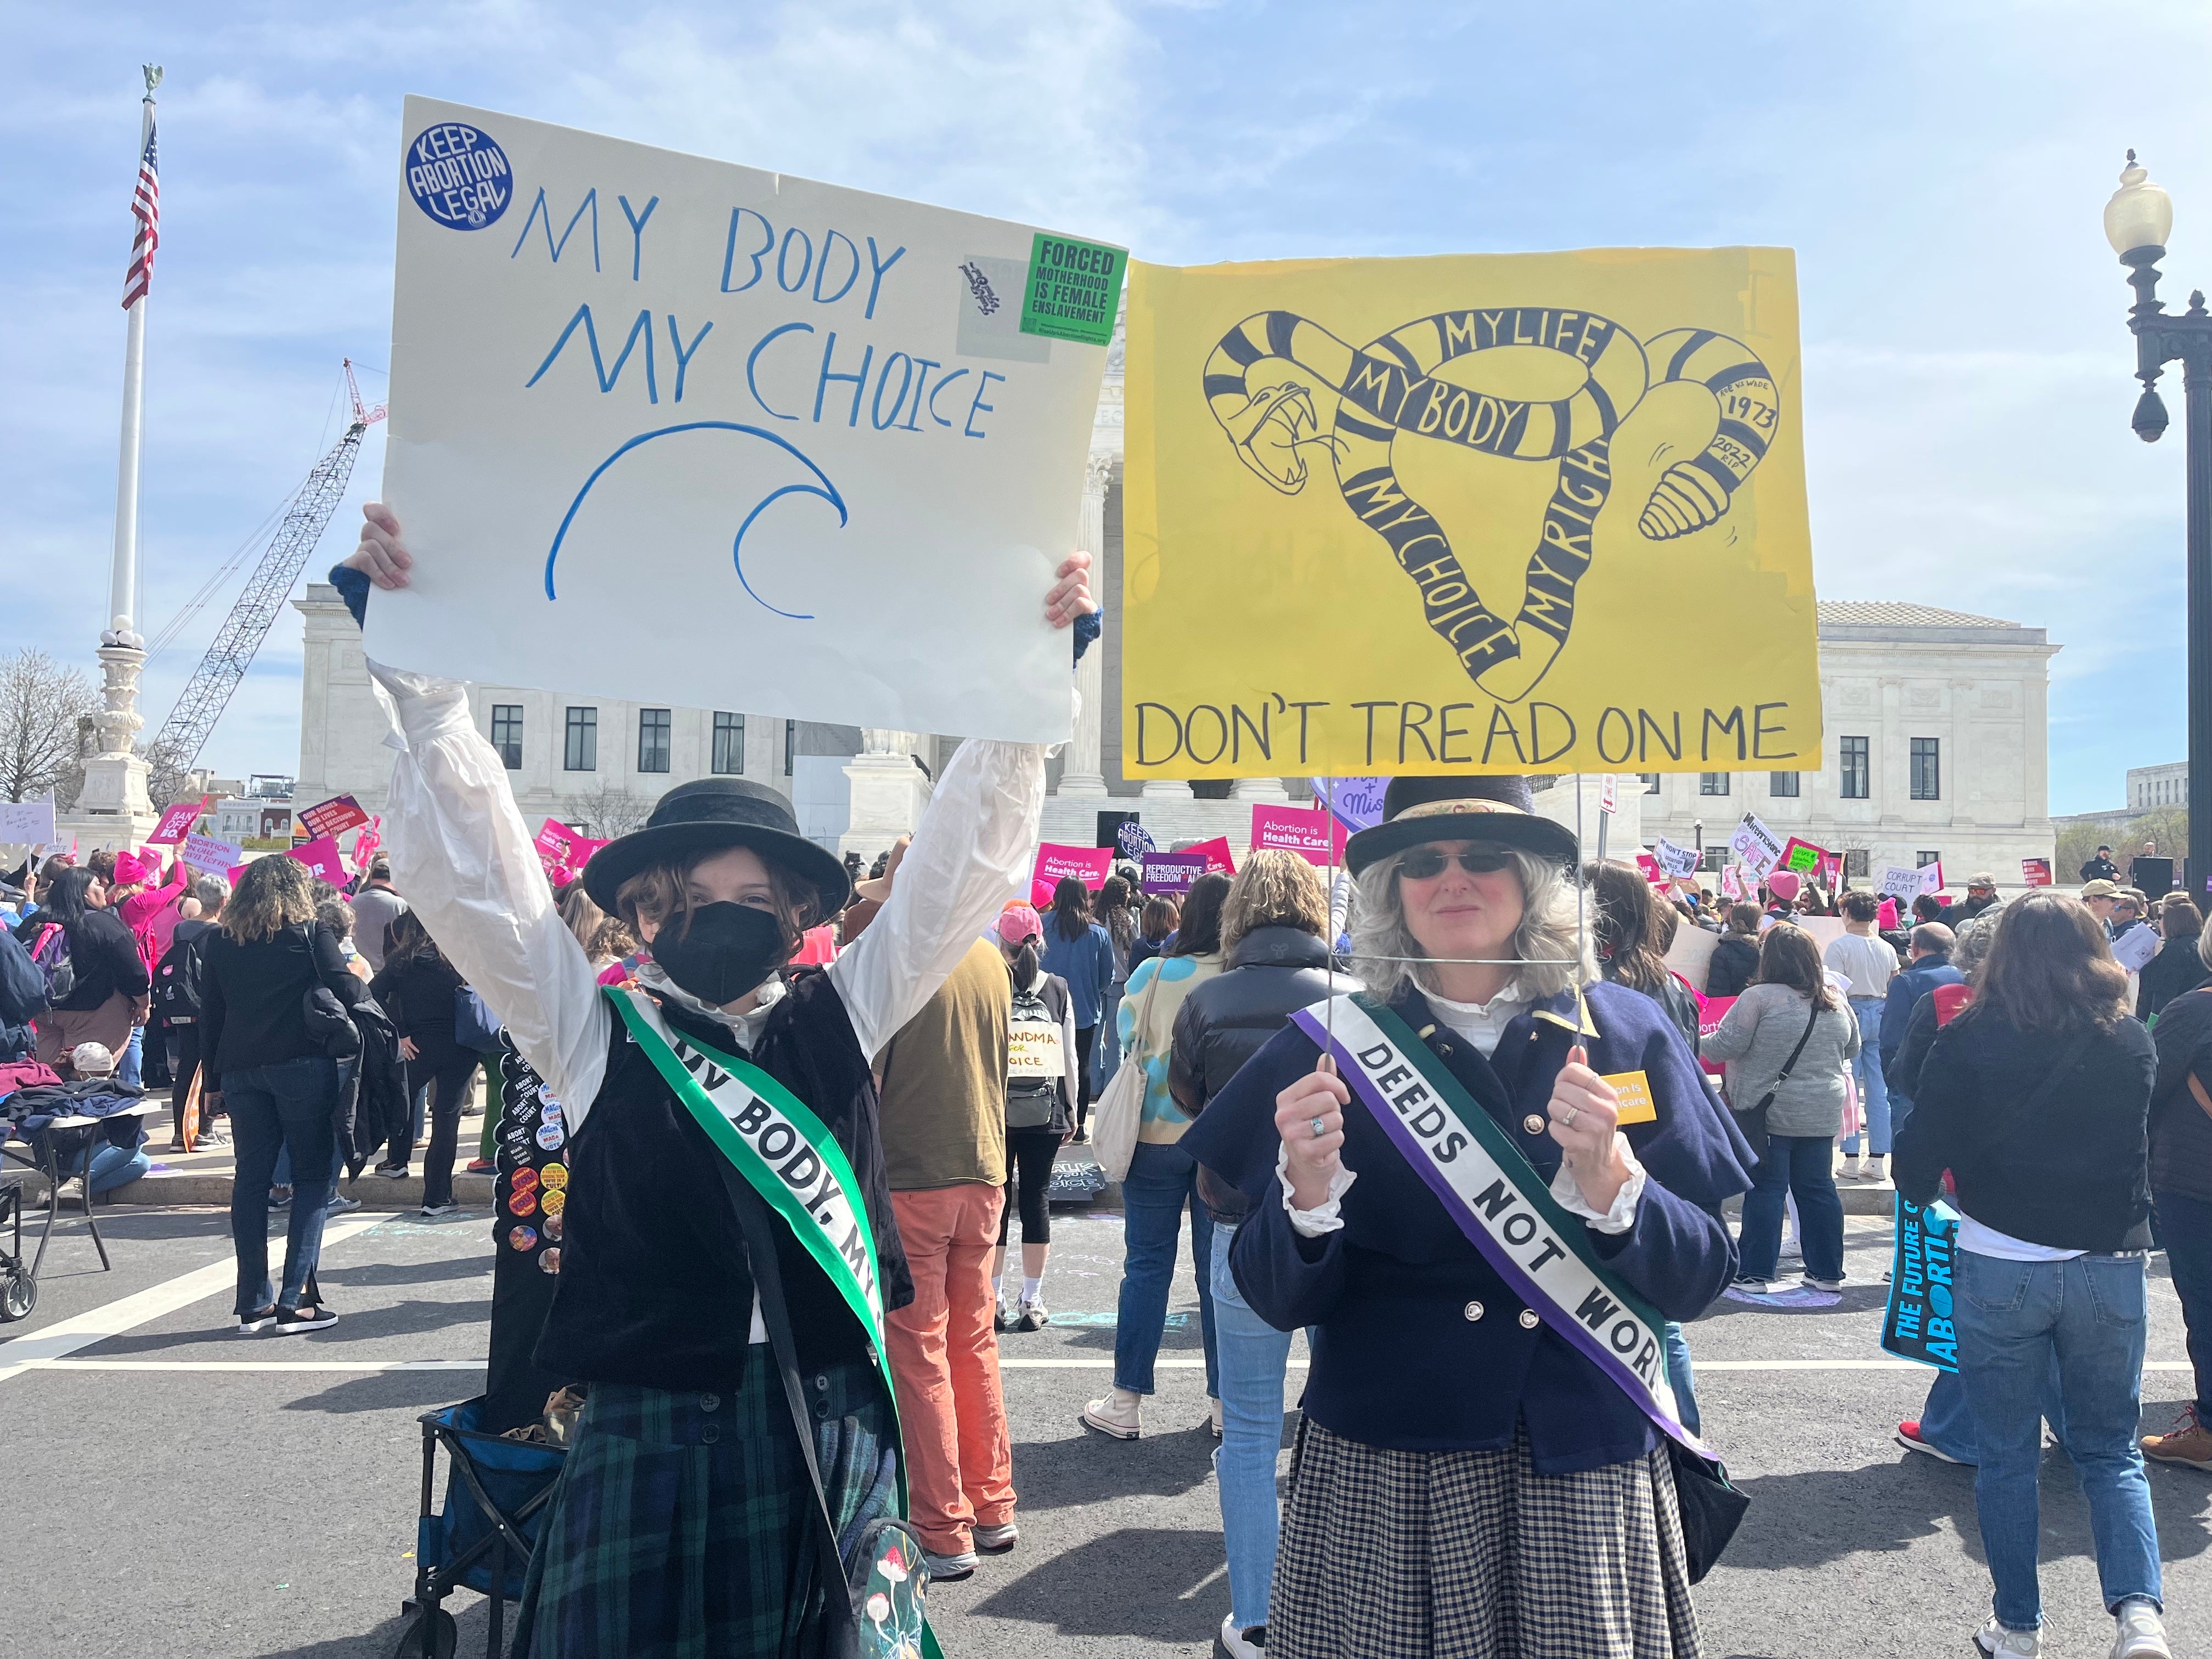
[1348,843,1597,1003]
[1952,907,2001,984]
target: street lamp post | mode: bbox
[2106,152,2212,896]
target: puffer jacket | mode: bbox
[1168,924,1336,1223]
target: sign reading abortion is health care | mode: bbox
[370,97,1124,746]
[1121,248,1821,777]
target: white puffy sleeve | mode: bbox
[369,662,613,1126]
[828,738,1045,1061]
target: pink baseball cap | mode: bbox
[996,904,1042,944]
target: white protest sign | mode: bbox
[1598,775,1618,816]
[1652,836,1701,879]
[2113,924,2161,973]
[1727,812,1784,877]
[1874,865,1932,904]
[370,97,1122,744]
[0,798,57,846]
[1720,865,1745,901]
[183,832,246,872]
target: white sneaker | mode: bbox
[1974,1615,2044,1657]
[2112,1598,2172,1658]
[1081,1387,1143,1440]
[973,1522,1018,1554]
[1216,1613,1265,1658]
[1014,1297,1049,1332]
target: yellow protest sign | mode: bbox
[1122,247,1821,777]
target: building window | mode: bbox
[1640,774,1662,794]
[1917,850,1942,867]
[563,707,597,771]
[1840,736,1870,799]
[638,708,672,774]
[489,704,523,771]
[1844,849,1871,879]
[1699,772,1729,796]
[1910,737,1940,800]
[712,712,744,775]
[1770,771,1800,798]
[785,719,796,778]
[1700,848,1726,873]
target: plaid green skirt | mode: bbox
[512,1348,896,1659]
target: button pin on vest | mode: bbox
[1518,1309,1540,1329]
[1522,1115,1545,1135]
[1463,1301,1484,1322]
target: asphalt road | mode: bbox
[3,1199,2209,1658]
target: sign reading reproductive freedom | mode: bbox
[1120,247,1820,776]
[370,97,1123,744]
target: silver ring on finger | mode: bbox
[1561,1105,1578,1128]
[1310,1116,1327,1139]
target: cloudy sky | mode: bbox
[5,1,2208,812]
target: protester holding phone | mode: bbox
[338,504,1095,1659]
[1181,776,1752,1659]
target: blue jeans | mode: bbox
[1738,1133,1845,1282]
[224,1057,340,1316]
[88,1136,150,1196]
[1955,1250,2161,1630]
[1114,1140,1217,1397]
[1916,1359,2070,1463]
[2153,1192,2212,1419]
[1841,997,1891,1155]
[1664,1321,1702,1436]
[1211,1222,1292,1629]
[1096,984,1124,1094]
[118,1024,144,1091]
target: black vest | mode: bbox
[535,970,913,1389]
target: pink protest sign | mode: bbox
[146,797,211,847]
[351,817,383,873]
[297,793,370,840]
[287,835,349,886]
[1249,803,1347,866]
[1184,837,1237,876]
[1776,836,1828,876]
[1695,993,1736,1079]
[2022,857,2053,888]
[1635,853,1665,885]
[791,924,839,966]
[534,820,609,884]
[1030,843,1114,909]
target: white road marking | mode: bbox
[0,1212,390,1385]
[42,1359,486,1372]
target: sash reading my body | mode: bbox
[1290,993,1708,1458]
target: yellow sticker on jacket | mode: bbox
[1601,1070,1658,1126]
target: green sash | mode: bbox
[606,986,946,1658]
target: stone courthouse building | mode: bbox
[293,315,2059,880]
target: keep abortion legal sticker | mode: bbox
[405,120,514,230]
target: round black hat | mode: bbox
[1344,775,1582,876]
[581,776,853,919]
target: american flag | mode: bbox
[121,117,159,309]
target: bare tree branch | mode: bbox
[568,781,654,839]
[0,650,100,804]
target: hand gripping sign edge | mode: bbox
[1203,308,1780,703]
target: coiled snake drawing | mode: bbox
[1204,307,1779,702]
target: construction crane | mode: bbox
[144,360,386,803]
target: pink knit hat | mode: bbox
[111,849,155,887]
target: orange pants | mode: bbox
[885,1183,1014,1553]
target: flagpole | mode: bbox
[109,65,160,644]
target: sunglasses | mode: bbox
[1395,847,1516,880]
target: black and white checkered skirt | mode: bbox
[1270,1419,1701,1659]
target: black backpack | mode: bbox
[151,929,206,1024]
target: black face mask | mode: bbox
[651,901,786,1007]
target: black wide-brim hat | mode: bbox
[1344,775,1582,876]
[582,777,853,919]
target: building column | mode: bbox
[840,727,934,861]
[65,636,156,844]
[1060,453,1115,798]
[1229,776,1290,802]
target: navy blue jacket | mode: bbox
[1180,978,1752,1474]
[1881,956,1963,1073]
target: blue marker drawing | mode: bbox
[543,423,846,621]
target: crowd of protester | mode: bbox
[6,571,2205,1659]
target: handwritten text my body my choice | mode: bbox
[501,185,1020,440]
[1132,693,1813,771]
